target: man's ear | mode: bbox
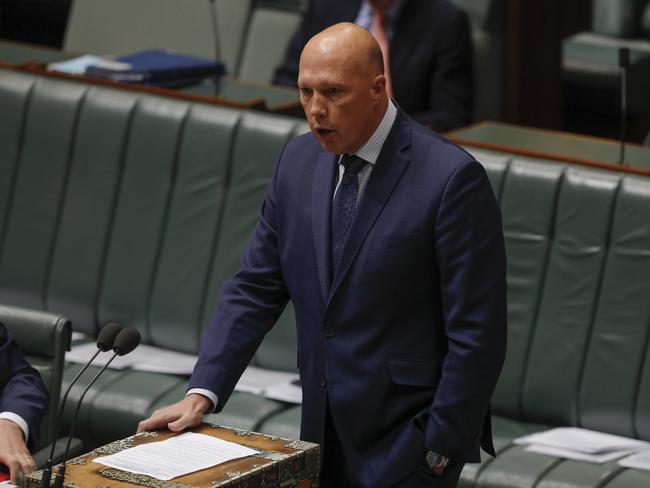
[371,74,386,98]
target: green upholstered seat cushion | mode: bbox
[203,392,289,432]
[602,469,650,487]
[258,405,301,440]
[459,416,544,487]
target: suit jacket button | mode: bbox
[320,375,327,387]
[324,327,335,338]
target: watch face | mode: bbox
[426,450,448,469]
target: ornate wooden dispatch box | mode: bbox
[27,424,320,488]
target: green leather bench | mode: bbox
[2,66,650,487]
[0,65,306,447]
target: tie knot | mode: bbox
[342,155,367,175]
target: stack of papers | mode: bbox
[65,345,302,404]
[234,366,302,404]
[94,432,258,480]
[514,428,650,465]
[66,342,198,374]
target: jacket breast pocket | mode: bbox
[369,232,423,253]
[389,359,441,388]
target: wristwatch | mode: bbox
[425,450,450,474]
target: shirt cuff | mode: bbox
[186,388,218,413]
[0,411,29,442]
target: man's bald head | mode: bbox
[297,23,389,155]
[302,23,384,78]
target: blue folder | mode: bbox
[84,49,226,87]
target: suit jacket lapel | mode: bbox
[329,111,412,302]
[312,151,338,305]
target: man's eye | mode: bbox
[300,88,312,96]
[327,87,340,95]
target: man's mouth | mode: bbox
[315,127,334,136]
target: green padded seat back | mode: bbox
[64,0,252,75]
[201,112,297,368]
[148,105,241,353]
[579,175,650,439]
[469,149,511,199]
[0,77,87,310]
[592,0,647,38]
[0,305,71,450]
[47,88,137,335]
[97,96,190,342]
[492,158,565,419]
[236,7,302,83]
[522,167,621,426]
[0,70,35,248]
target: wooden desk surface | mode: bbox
[27,424,319,488]
[447,121,650,176]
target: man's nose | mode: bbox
[309,94,327,118]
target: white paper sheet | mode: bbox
[263,381,302,404]
[66,342,197,374]
[618,449,650,471]
[93,432,258,480]
[514,427,650,454]
[234,366,299,396]
[48,55,130,74]
[524,444,638,464]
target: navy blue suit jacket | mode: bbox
[0,323,48,450]
[273,0,474,132]
[190,110,506,486]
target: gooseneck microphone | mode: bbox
[40,323,122,488]
[619,47,630,166]
[53,328,141,488]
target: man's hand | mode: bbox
[137,394,212,434]
[0,419,36,484]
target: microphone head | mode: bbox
[112,328,141,356]
[96,322,123,352]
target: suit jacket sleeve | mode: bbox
[425,160,507,459]
[188,149,290,411]
[0,323,48,449]
[406,6,474,131]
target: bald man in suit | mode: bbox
[140,23,505,487]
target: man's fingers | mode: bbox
[137,396,208,434]
[8,459,20,484]
[137,414,171,434]
[168,411,202,432]
[167,418,186,432]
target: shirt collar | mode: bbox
[350,99,397,166]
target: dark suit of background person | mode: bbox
[189,78,506,488]
[273,0,474,132]
[0,322,48,480]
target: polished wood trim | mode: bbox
[449,136,650,177]
[452,121,650,150]
[0,61,266,110]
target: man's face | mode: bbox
[298,44,382,155]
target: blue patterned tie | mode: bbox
[332,154,367,273]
